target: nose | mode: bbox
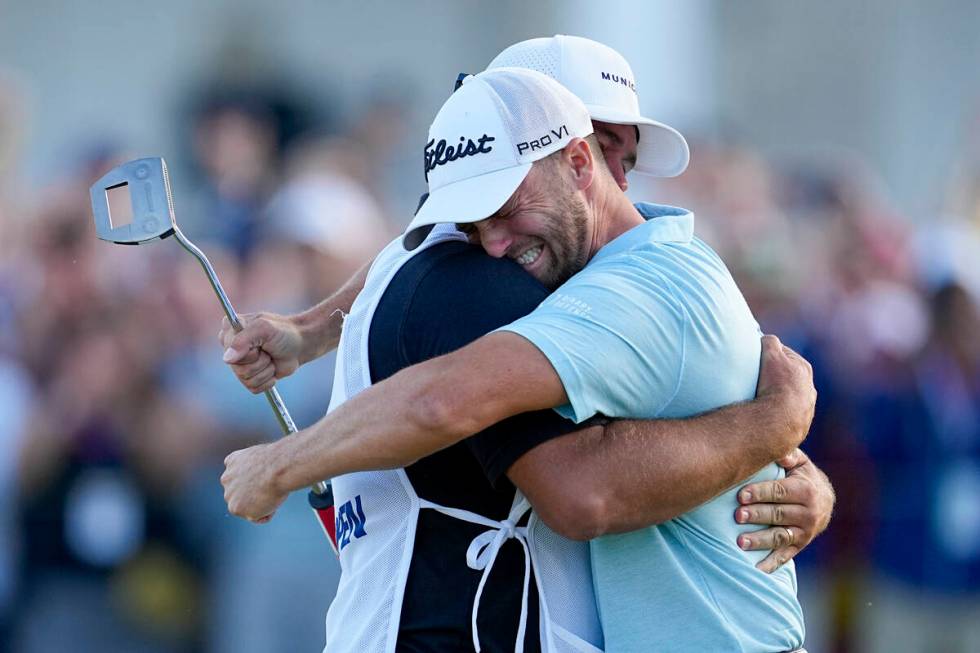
[611,165,629,192]
[477,220,513,258]
[602,152,629,191]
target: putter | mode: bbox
[90,157,338,552]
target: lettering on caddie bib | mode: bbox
[335,495,368,550]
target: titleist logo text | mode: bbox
[424,135,495,181]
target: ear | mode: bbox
[559,137,595,192]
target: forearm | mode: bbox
[268,332,565,493]
[293,261,369,362]
[584,394,801,533]
[273,381,449,491]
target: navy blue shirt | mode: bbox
[367,240,581,652]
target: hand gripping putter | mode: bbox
[90,157,339,554]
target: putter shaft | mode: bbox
[173,227,330,496]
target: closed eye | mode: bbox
[623,155,636,174]
[456,222,480,242]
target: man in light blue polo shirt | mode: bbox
[498,200,805,650]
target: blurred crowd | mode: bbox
[1,69,979,653]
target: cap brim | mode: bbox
[402,163,532,250]
[584,104,690,178]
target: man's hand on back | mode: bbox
[736,448,835,573]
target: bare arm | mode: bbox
[507,335,814,540]
[219,261,370,388]
[292,260,371,361]
[258,331,564,493]
[221,329,559,519]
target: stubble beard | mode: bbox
[539,192,592,291]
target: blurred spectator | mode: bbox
[854,282,980,652]
[913,220,980,306]
[180,76,322,263]
[0,70,33,358]
[946,105,980,229]
[263,135,393,296]
[184,93,281,261]
[345,80,421,227]
[0,358,33,643]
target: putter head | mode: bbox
[90,157,177,245]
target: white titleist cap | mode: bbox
[487,34,689,178]
[403,67,593,250]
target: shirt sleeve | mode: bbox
[497,253,688,423]
[379,242,583,486]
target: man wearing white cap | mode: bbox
[222,39,823,652]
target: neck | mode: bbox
[587,181,644,259]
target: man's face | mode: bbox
[592,121,638,191]
[459,162,592,290]
[456,123,637,289]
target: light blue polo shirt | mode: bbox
[499,203,805,652]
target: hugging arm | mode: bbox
[504,334,815,541]
[220,248,829,570]
[223,323,825,571]
[256,331,812,506]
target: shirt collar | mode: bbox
[592,203,695,263]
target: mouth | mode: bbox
[513,244,544,269]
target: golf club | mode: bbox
[90,157,338,552]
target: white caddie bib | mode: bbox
[321,224,603,653]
